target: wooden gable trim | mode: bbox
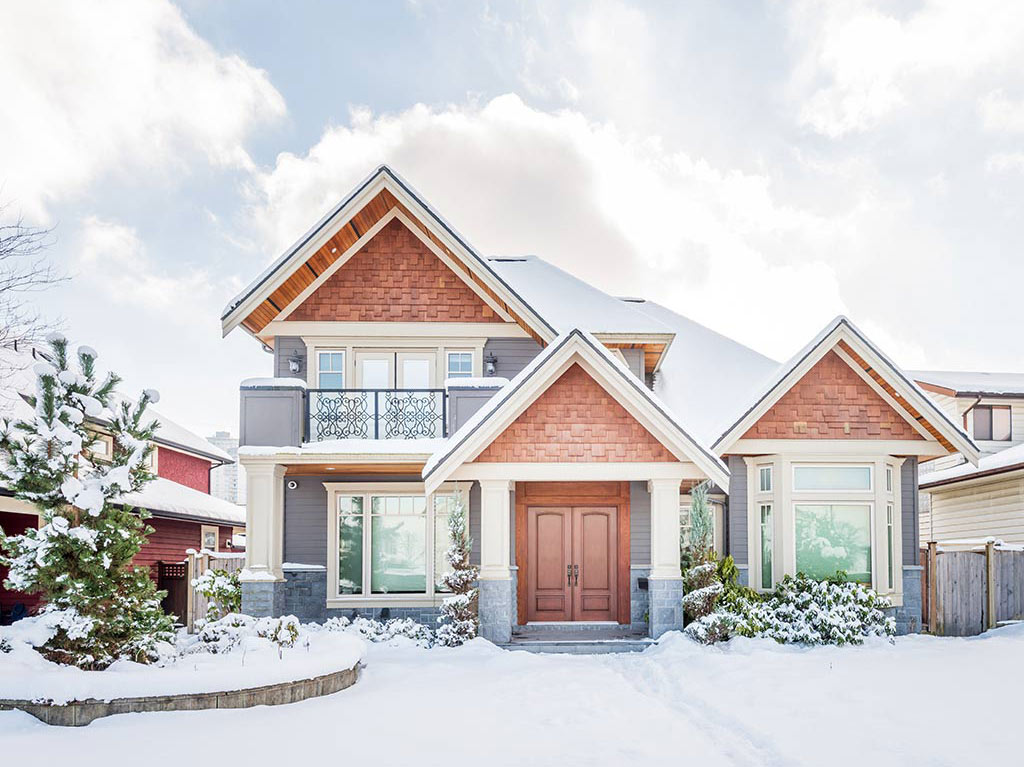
[836,340,956,453]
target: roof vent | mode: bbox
[489,257,529,262]
[618,296,647,303]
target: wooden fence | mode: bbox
[924,541,1024,637]
[186,549,245,632]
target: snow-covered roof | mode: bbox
[122,477,245,526]
[920,442,1024,488]
[625,300,779,445]
[487,257,673,336]
[909,370,1024,397]
[0,345,232,464]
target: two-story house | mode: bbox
[224,166,977,642]
[0,345,245,623]
[913,371,1024,546]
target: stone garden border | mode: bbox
[0,663,361,726]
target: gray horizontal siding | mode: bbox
[902,458,919,565]
[630,481,651,565]
[483,337,543,380]
[728,455,748,565]
[283,475,422,567]
[274,336,307,380]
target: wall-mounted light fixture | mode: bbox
[484,352,498,377]
[288,355,302,374]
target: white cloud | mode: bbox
[246,94,847,360]
[0,0,286,221]
[986,153,1024,174]
[979,90,1024,134]
[789,0,1024,137]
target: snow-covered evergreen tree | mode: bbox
[0,333,174,668]
[435,492,479,646]
[681,480,723,627]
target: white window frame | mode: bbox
[747,455,904,600]
[200,524,219,552]
[791,463,874,493]
[315,349,346,389]
[445,350,475,380]
[758,465,773,493]
[324,482,469,608]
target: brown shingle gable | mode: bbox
[475,363,676,462]
[286,218,503,323]
[742,350,925,440]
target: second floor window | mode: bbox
[969,405,1011,441]
[446,351,473,379]
[318,351,345,389]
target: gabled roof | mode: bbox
[712,316,981,463]
[920,442,1024,490]
[423,329,730,494]
[221,165,557,343]
[909,370,1024,398]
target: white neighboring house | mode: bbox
[208,431,245,505]
[913,371,1024,545]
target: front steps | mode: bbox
[499,623,655,654]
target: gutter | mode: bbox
[920,462,1024,491]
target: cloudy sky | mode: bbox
[2,0,1022,437]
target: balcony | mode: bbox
[305,389,448,441]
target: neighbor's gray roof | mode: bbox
[909,370,1024,397]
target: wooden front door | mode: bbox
[525,505,618,622]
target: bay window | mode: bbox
[794,503,872,583]
[327,483,463,603]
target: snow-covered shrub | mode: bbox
[191,613,255,654]
[685,611,739,645]
[0,334,174,669]
[0,636,11,654]
[682,562,723,620]
[255,615,301,649]
[436,491,479,646]
[192,568,241,620]
[733,574,895,645]
[323,615,434,647]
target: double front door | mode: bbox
[526,506,618,622]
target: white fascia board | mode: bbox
[729,439,950,457]
[713,319,980,465]
[449,462,706,483]
[424,330,729,494]
[264,321,529,341]
[239,452,431,466]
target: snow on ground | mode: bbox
[0,623,363,704]
[2,626,1022,766]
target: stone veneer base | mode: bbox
[0,664,361,727]
[648,577,684,638]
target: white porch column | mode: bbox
[241,462,286,582]
[648,478,684,638]
[478,479,513,580]
[477,479,514,644]
[649,478,683,579]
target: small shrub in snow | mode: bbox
[682,562,723,620]
[192,613,255,654]
[685,611,738,645]
[0,636,11,654]
[255,615,301,649]
[435,491,479,647]
[324,615,434,647]
[733,574,895,645]
[192,568,241,620]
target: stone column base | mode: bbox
[648,577,684,638]
[241,580,285,618]
[478,578,514,644]
[891,565,923,635]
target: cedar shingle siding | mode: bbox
[743,351,925,440]
[476,363,675,463]
[287,219,503,323]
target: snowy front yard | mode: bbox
[3,626,1021,766]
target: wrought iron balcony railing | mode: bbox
[305,389,448,441]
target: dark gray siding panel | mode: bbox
[239,388,304,448]
[621,348,644,381]
[449,388,501,433]
[727,455,748,565]
[469,481,481,566]
[902,458,919,565]
[283,475,422,567]
[630,481,651,564]
[483,337,543,380]
[274,336,308,380]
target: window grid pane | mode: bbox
[337,495,364,595]
[793,466,872,491]
[795,504,872,584]
[993,406,1012,441]
[760,504,773,589]
[973,407,993,441]
[447,352,473,379]
[886,505,894,590]
[759,466,772,493]
[318,351,345,389]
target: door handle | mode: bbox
[567,564,572,587]
[573,564,579,586]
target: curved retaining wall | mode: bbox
[0,663,360,727]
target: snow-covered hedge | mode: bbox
[323,616,435,647]
[686,573,895,646]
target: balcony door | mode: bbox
[353,351,441,438]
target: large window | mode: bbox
[970,405,1011,441]
[794,504,872,583]
[793,465,872,491]
[760,504,773,589]
[330,486,460,601]
[318,351,345,389]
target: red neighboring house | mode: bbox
[0,346,244,622]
